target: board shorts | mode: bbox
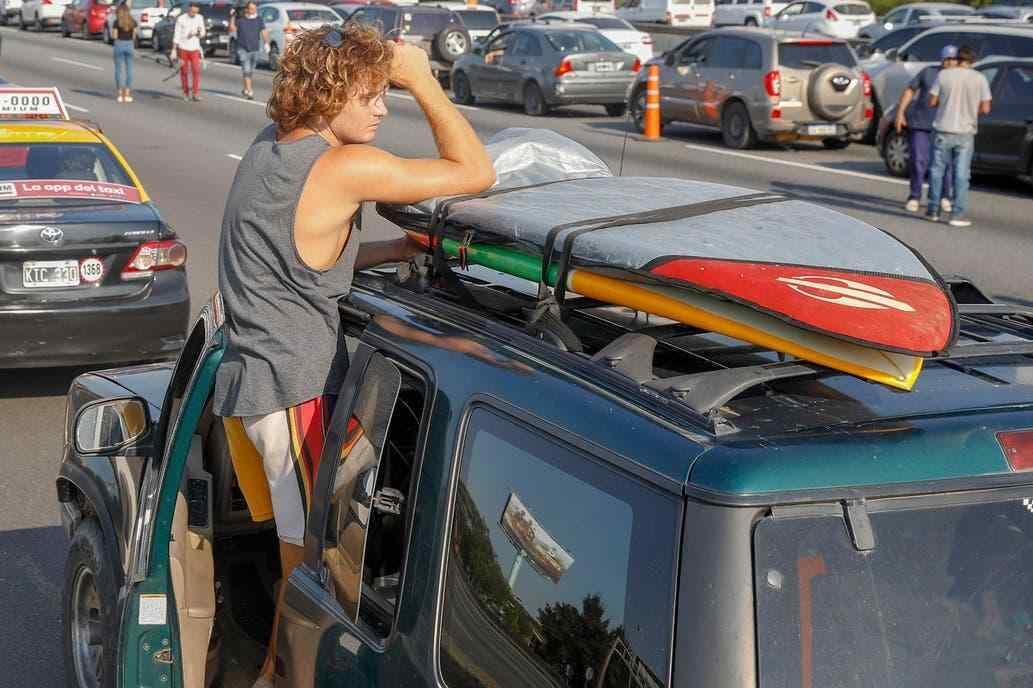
[222,395,336,546]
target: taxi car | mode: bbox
[56,256,1033,688]
[0,87,188,368]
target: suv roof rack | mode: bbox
[379,263,1033,434]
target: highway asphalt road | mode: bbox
[0,25,1030,688]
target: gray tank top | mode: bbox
[213,124,361,417]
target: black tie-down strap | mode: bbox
[537,192,790,309]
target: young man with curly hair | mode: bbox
[214,24,495,687]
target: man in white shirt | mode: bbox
[172,2,206,102]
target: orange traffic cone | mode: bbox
[644,64,661,141]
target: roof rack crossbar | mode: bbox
[643,361,820,417]
[958,303,1033,318]
[939,341,1033,360]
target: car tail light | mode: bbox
[764,69,781,97]
[121,240,187,279]
[862,70,872,97]
[771,107,781,119]
[631,58,641,73]
[998,430,1033,471]
[554,57,573,77]
[864,107,873,119]
[825,7,839,20]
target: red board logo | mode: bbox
[776,275,916,313]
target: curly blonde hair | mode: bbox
[267,23,394,133]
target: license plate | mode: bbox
[806,124,837,136]
[23,260,80,288]
[591,62,616,72]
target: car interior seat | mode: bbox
[25,146,62,179]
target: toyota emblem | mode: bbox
[39,227,64,244]
[830,75,852,92]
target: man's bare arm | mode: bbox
[980,99,991,115]
[895,87,914,132]
[354,237,422,270]
[327,46,495,206]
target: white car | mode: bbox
[530,0,615,14]
[103,0,166,46]
[20,0,71,29]
[257,2,342,70]
[766,0,874,39]
[858,2,974,41]
[430,2,500,42]
[0,0,23,26]
[538,11,653,62]
[712,0,788,27]
[617,0,713,28]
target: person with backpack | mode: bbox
[112,1,137,103]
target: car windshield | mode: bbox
[130,0,160,7]
[0,143,137,205]
[545,29,620,53]
[457,9,498,28]
[872,26,924,52]
[284,8,339,21]
[199,4,232,19]
[779,41,857,67]
[754,495,1033,687]
[576,16,633,29]
[833,2,870,14]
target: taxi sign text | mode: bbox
[0,88,69,120]
[0,179,141,203]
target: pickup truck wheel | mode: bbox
[434,26,470,63]
[721,101,756,149]
[64,520,117,688]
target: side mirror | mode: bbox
[75,398,150,454]
[885,47,898,61]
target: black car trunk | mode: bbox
[0,202,162,306]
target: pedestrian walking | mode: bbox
[230,0,268,100]
[895,44,956,214]
[112,1,137,103]
[214,25,493,688]
[172,1,205,102]
[926,45,992,227]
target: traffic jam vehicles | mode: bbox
[57,131,1033,688]
[0,88,189,368]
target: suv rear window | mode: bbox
[439,408,679,688]
[754,496,1033,687]
[778,41,857,68]
[457,9,498,29]
[545,29,621,53]
[403,10,452,34]
[576,16,633,29]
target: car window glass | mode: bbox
[515,31,542,56]
[778,41,856,68]
[485,31,515,54]
[258,5,276,22]
[0,143,134,187]
[883,7,905,22]
[322,352,428,637]
[379,7,399,30]
[911,8,928,19]
[906,32,960,61]
[438,408,680,688]
[996,65,1033,106]
[779,2,806,16]
[404,11,449,35]
[457,9,498,29]
[284,8,338,21]
[803,1,825,13]
[544,29,620,53]
[709,36,750,68]
[744,39,762,69]
[872,26,921,52]
[680,37,711,63]
[576,16,630,28]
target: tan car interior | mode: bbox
[167,357,426,688]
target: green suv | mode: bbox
[57,263,1033,688]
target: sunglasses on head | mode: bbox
[323,27,343,48]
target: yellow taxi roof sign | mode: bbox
[0,88,69,121]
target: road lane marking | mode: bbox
[208,62,240,71]
[65,103,89,113]
[226,153,243,160]
[209,92,265,107]
[387,90,476,111]
[52,57,104,71]
[683,143,908,188]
